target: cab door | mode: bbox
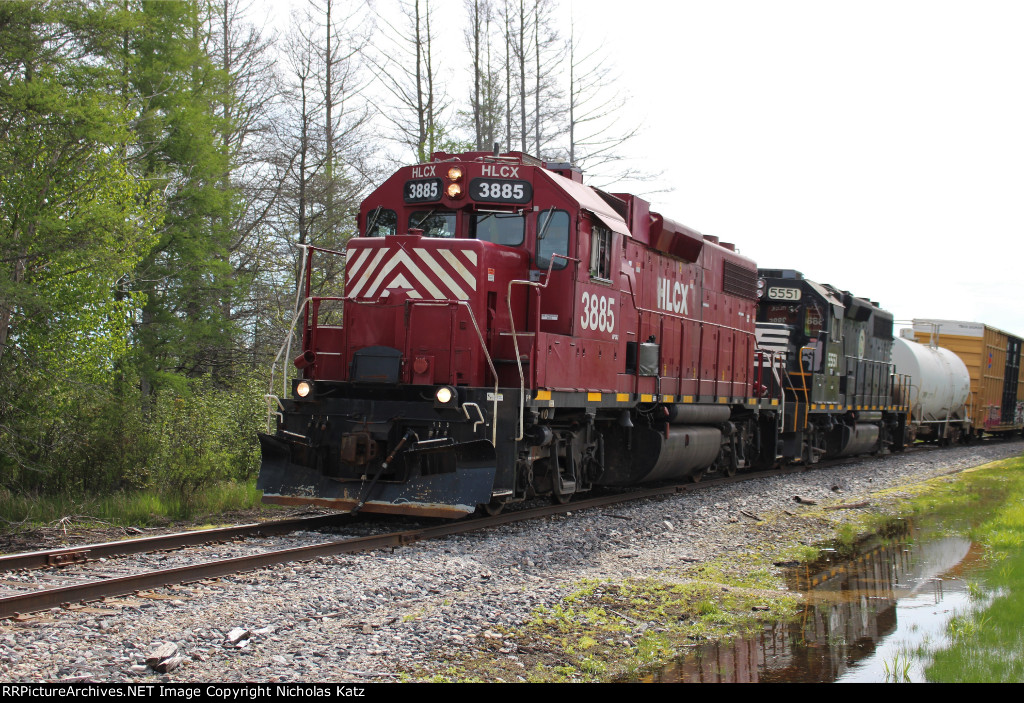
[534,209,575,336]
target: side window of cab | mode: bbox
[590,224,612,280]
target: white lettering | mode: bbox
[580,292,616,333]
[657,277,690,315]
[411,165,436,178]
[480,164,520,178]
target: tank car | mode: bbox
[891,334,971,444]
[257,150,789,517]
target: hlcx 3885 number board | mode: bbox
[470,179,532,204]
[404,179,442,203]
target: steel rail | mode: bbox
[0,444,952,620]
[0,513,349,573]
[0,466,811,620]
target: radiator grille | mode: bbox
[723,260,758,299]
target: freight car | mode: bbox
[905,320,1024,437]
[258,150,911,517]
[891,334,972,444]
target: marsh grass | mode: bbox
[0,481,265,533]
[904,456,1024,682]
[882,652,913,682]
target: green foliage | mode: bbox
[128,0,243,388]
[149,375,264,504]
[0,480,265,532]
[892,456,1024,682]
[0,1,270,518]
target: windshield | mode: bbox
[409,210,456,238]
[472,212,524,246]
[365,207,397,237]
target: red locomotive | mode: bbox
[258,150,909,517]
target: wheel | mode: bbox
[552,485,574,505]
[478,499,505,517]
[723,463,737,478]
[690,469,705,483]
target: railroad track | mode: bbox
[0,444,954,621]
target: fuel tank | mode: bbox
[599,424,722,484]
[892,336,970,422]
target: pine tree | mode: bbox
[128,0,240,389]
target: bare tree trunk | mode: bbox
[469,0,482,149]
[534,3,540,156]
[0,235,26,368]
[504,0,511,151]
[518,0,526,152]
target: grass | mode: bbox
[438,553,801,683]
[0,480,267,535]
[910,456,1024,682]
[882,652,913,683]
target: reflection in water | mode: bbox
[637,522,983,683]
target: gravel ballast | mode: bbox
[1,440,1021,682]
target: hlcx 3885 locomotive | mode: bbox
[258,151,910,517]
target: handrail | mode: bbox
[789,344,816,431]
[265,295,316,432]
[507,254,575,441]
[753,349,786,424]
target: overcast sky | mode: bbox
[257,0,1024,336]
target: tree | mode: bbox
[373,0,451,162]
[565,21,649,186]
[206,0,282,369]
[266,0,375,334]
[0,0,160,489]
[529,0,565,158]
[493,0,564,159]
[464,0,503,151]
[128,0,241,389]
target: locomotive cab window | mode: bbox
[590,224,612,280]
[364,208,397,237]
[409,210,457,238]
[471,211,524,246]
[804,302,825,337]
[763,304,800,326]
[536,209,569,271]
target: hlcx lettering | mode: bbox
[481,164,520,178]
[657,278,690,315]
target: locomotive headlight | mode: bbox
[447,166,463,182]
[296,381,311,398]
[446,182,463,198]
[434,385,459,409]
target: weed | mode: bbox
[882,653,913,682]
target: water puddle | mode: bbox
[634,520,992,682]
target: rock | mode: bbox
[145,642,178,666]
[226,628,250,644]
[154,656,185,673]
